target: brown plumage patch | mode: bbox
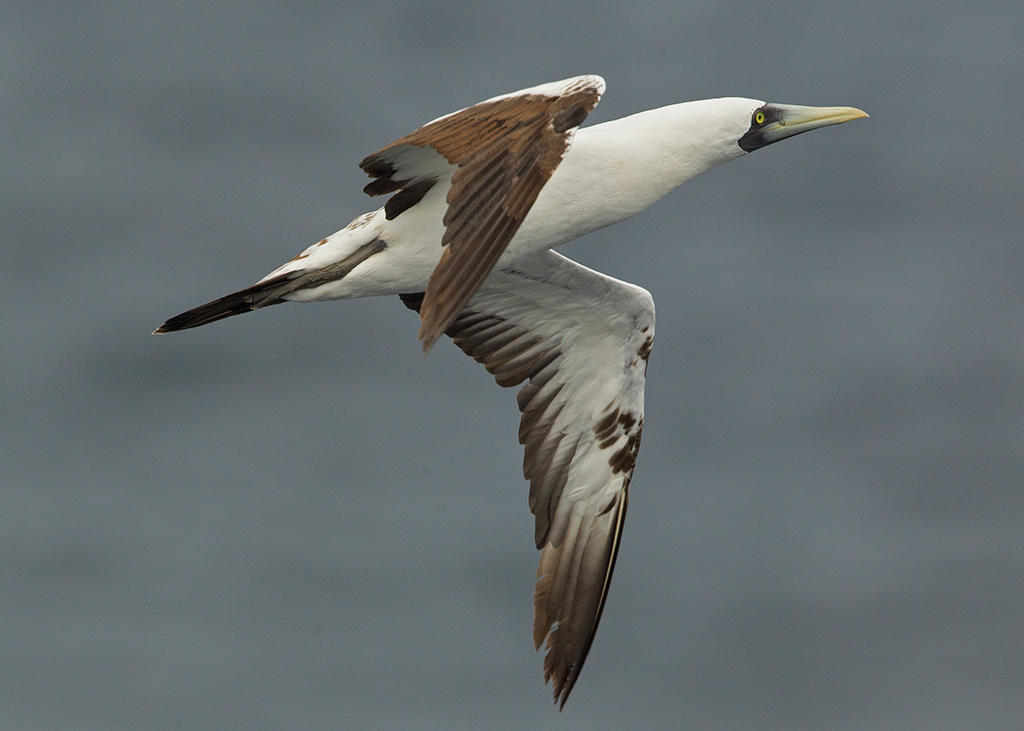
[636,335,654,362]
[365,79,603,351]
[345,212,377,231]
[593,407,619,444]
[384,178,435,220]
[594,406,644,475]
[609,419,643,474]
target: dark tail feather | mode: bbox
[155,239,390,334]
[153,273,294,333]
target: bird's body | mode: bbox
[264,91,762,302]
[155,75,866,706]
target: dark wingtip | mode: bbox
[419,333,439,354]
[554,672,577,710]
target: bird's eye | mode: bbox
[754,111,766,125]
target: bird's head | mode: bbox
[652,97,868,180]
[735,101,869,152]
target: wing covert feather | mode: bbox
[366,76,605,350]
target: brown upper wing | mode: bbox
[360,75,605,351]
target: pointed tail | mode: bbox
[154,238,389,334]
[153,273,295,333]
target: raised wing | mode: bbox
[400,249,654,706]
[364,75,605,351]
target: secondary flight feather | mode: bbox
[155,75,866,706]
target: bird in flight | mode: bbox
[155,75,867,706]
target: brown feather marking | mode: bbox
[609,418,643,475]
[384,178,436,220]
[636,334,654,362]
[362,81,602,351]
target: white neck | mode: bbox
[520,98,760,249]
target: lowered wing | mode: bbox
[401,249,654,706]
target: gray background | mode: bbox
[3,1,1023,728]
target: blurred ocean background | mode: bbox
[3,1,1023,728]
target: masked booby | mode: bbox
[155,75,867,707]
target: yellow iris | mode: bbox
[755,111,766,125]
